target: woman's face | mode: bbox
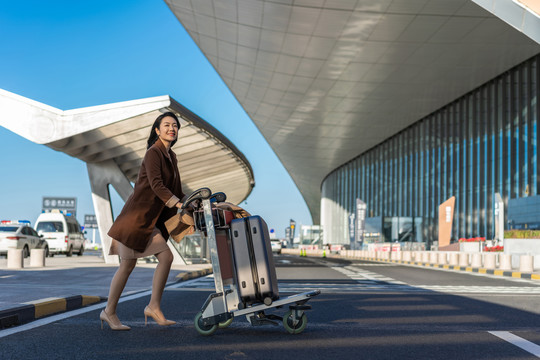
[156,116,179,143]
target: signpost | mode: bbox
[494,193,504,243]
[84,214,98,247]
[289,219,296,243]
[42,197,77,217]
[355,199,367,249]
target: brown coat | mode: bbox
[108,139,185,252]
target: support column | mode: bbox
[87,159,187,266]
[87,160,133,264]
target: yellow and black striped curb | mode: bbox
[175,267,213,281]
[0,295,104,329]
[361,257,540,280]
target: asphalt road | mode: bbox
[2,255,540,360]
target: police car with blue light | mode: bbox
[0,220,49,258]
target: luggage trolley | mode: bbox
[181,188,320,336]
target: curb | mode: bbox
[0,295,105,329]
[175,267,213,281]
[301,253,540,281]
[0,267,214,330]
[364,257,540,280]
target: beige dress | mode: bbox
[109,227,170,259]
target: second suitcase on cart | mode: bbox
[230,215,279,306]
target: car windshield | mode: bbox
[36,222,64,232]
[0,226,18,232]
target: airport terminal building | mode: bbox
[168,0,540,248]
[321,54,540,245]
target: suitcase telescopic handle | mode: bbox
[181,187,212,210]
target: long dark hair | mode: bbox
[147,112,180,149]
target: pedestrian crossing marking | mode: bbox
[174,264,540,295]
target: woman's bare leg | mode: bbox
[105,258,137,315]
[147,248,174,316]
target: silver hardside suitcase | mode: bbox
[230,215,279,305]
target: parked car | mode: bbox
[271,239,282,254]
[35,211,85,257]
[0,220,49,258]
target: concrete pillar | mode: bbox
[499,253,512,270]
[437,252,447,265]
[483,253,496,269]
[519,255,534,273]
[449,252,459,266]
[7,249,23,269]
[429,251,438,264]
[30,249,46,267]
[471,253,482,268]
[459,252,469,267]
[421,251,430,263]
[87,160,132,265]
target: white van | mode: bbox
[35,211,85,257]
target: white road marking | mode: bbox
[489,331,540,357]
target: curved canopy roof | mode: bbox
[166,0,540,223]
[0,89,254,204]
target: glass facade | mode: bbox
[321,54,540,247]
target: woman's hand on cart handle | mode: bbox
[176,201,197,211]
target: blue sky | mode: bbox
[0,0,312,240]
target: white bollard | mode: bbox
[403,251,411,262]
[7,249,24,269]
[449,252,459,266]
[429,251,438,264]
[421,251,430,263]
[471,253,482,268]
[519,255,534,273]
[30,249,46,267]
[438,252,447,265]
[459,252,469,267]
[499,254,512,270]
[483,253,496,269]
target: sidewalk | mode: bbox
[0,251,212,328]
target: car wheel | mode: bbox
[78,245,84,256]
[66,245,73,257]
[23,246,30,258]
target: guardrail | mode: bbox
[281,248,539,274]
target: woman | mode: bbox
[100,112,187,330]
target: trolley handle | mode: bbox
[181,187,212,210]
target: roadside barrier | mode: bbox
[280,248,539,279]
[7,249,23,269]
[30,249,46,267]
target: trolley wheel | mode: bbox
[194,312,218,336]
[282,310,308,334]
[218,317,233,329]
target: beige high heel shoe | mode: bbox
[100,309,131,331]
[144,306,176,326]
